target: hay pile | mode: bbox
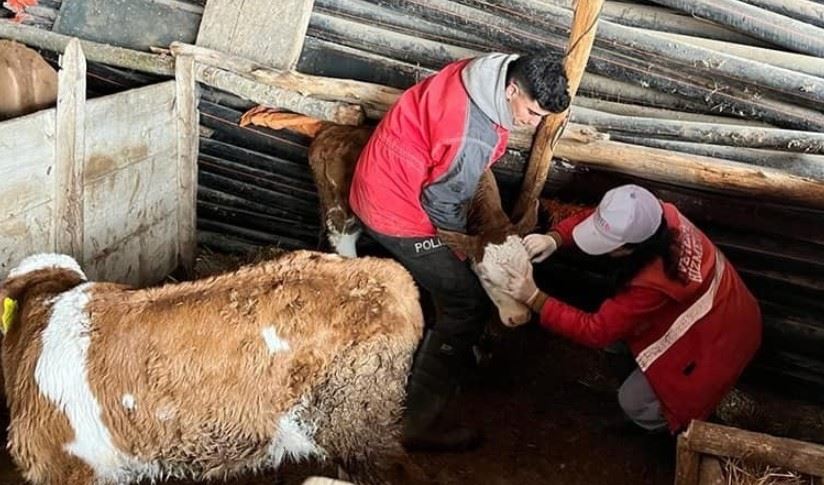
[721,458,818,485]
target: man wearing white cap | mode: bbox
[500,184,763,433]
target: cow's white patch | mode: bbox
[474,235,532,326]
[8,253,86,280]
[478,235,530,285]
[328,225,360,258]
[262,326,290,354]
[122,394,136,411]
[267,400,323,467]
[155,404,177,422]
[34,283,159,482]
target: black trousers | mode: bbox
[365,226,491,348]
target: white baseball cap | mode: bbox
[572,184,663,256]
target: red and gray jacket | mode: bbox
[540,204,762,432]
[349,53,517,237]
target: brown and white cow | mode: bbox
[307,124,537,327]
[0,252,424,484]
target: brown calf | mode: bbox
[1,252,423,484]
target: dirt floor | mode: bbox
[0,247,819,484]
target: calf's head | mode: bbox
[437,171,539,327]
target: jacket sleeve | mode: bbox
[552,208,595,247]
[420,139,487,232]
[538,285,670,348]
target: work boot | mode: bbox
[401,330,482,452]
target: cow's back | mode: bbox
[12,251,422,482]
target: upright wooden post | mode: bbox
[675,430,701,485]
[175,54,198,276]
[511,0,603,222]
[53,38,86,257]
[196,0,315,69]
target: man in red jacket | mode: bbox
[498,184,762,433]
[349,52,570,451]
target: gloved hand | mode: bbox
[502,263,539,305]
[523,233,559,263]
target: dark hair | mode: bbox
[605,216,684,295]
[506,54,571,113]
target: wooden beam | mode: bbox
[195,64,364,126]
[170,42,398,120]
[53,38,86,257]
[512,0,604,221]
[649,0,824,57]
[675,432,700,485]
[684,420,824,477]
[196,0,314,70]
[572,106,824,154]
[536,0,771,46]
[573,97,771,127]
[554,126,824,210]
[175,54,198,276]
[639,29,824,79]
[0,21,174,75]
[607,135,824,180]
[697,457,725,485]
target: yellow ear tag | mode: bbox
[2,297,18,335]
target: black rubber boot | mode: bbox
[401,330,482,452]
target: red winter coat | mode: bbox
[540,203,762,432]
[349,56,511,237]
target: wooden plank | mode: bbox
[196,0,315,69]
[685,420,824,477]
[83,83,177,182]
[83,153,178,283]
[0,203,53,279]
[85,215,177,285]
[175,54,198,276]
[675,432,700,485]
[0,110,54,222]
[53,38,86,257]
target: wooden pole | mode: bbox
[572,106,824,154]
[640,29,824,79]
[195,64,364,126]
[738,0,824,30]
[684,420,824,477]
[554,127,824,210]
[649,0,824,57]
[175,54,198,276]
[53,38,86,257]
[675,432,700,485]
[511,0,604,221]
[170,42,400,120]
[608,135,824,180]
[0,21,174,75]
[535,0,771,46]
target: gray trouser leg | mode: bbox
[617,368,668,431]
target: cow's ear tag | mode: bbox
[2,297,18,335]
